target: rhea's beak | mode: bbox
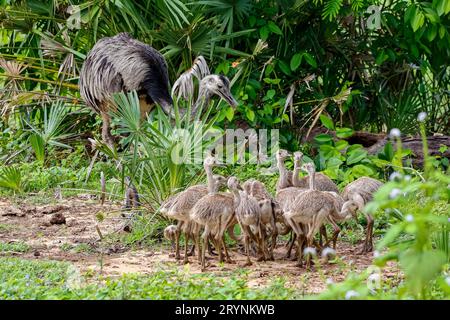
[218,88,238,108]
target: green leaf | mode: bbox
[278,60,292,75]
[335,127,354,138]
[383,142,394,161]
[439,25,446,38]
[303,53,317,68]
[377,224,404,249]
[411,7,425,31]
[424,7,440,23]
[245,109,255,122]
[400,250,447,294]
[225,106,234,122]
[405,5,416,22]
[427,24,438,41]
[29,134,45,164]
[347,149,368,165]
[319,114,335,130]
[334,140,348,151]
[266,89,276,100]
[259,25,269,40]
[314,133,333,144]
[267,21,283,35]
[351,164,374,177]
[326,157,343,168]
[435,0,450,15]
[290,53,303,71]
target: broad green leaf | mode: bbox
[303,53,317,68]
[424,7,440,23]
[319,114,335,130]
[225,106,234,122]
[278,60,292,75]
[439,25,446,38]
[290,53,303,71]
[400,250,447,294]
[314,133,333,144]
[335,127,354,138]
[435,0,450,15]
[335,140,348,150]
[351,164,374,177]
[245,109,255,122]
[347,149,368,165]
[268,21,283,35]
[427,24,438,41]
[259,25,269,40]
[411,8,425,31]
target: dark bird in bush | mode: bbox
[80,33,237,148]
[80,32,173,147]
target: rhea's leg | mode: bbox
[183,233,190,264]
[201,226,210,271]
[359,213,374,254]
[324,217,341,250]
[101,112,115,149]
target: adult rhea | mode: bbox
[80,33,237,147]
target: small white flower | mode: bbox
[408,63,420,70]
[404,175,412,182]
[389,172,402,181]
[345,290,360,300]
[389,128,401,138]
[389,188,402,199]
[373,250,381,258]
[321,247,336,259]
[405,214,414,222]
[417,112,427,122]
[368,273,380,282]
[326,278,334,285]
[303,247,317,257]
[446,276,450,287]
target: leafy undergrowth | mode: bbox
[0,257,297,300]
[0,242,30,253]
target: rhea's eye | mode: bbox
[218,84,223,89]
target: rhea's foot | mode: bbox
[256,255,266,262]
[241,260,252,267]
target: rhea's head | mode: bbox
[301,162,316,175]
[227,176,242,191]
[275,149,291,161]
[200,75,238,107]
[293,151,303,166]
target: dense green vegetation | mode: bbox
[0,0,449,300]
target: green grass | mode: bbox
[0,224,14,233]
[0,257,298,300]
[0,242,30,253]
[73,243,94,254]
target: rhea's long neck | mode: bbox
[277,157,289,182]
[292,161,303,187]
[192,86,212,115]
[309,170,316,191]
[205,164,215,194]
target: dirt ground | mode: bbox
[0,194,401,294]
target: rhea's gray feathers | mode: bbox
[342,177,383,203]
[190,193,234,224]
[171,56,210,100]
[79,32,171,113]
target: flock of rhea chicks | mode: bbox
[161,149,383,271]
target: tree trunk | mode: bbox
[303,128,450,168]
